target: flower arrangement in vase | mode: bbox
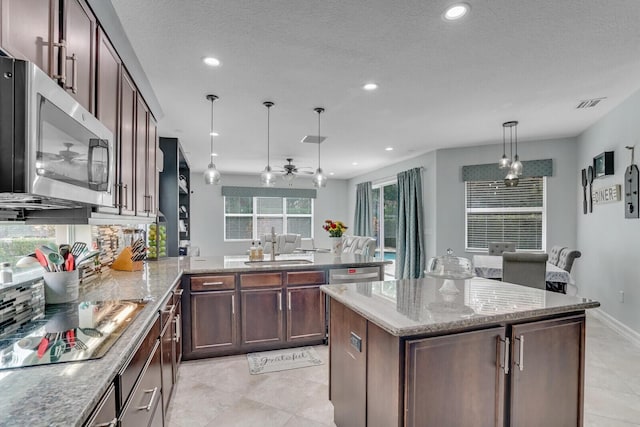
[323,220,348,254]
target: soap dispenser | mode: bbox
[257,241,264,261]
[249,241,257,261]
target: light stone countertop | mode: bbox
[321,277,600,337]
[0,254,388,427]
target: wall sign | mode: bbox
[592,184,621,205]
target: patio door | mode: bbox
[372,180,397,278]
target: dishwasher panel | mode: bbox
[328,267,382,284]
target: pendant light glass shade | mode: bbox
[500,121,521,186]
[204,94,221,185]
[260,101,276,187]
[312,107,327,188]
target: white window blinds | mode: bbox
[465,177,546,251]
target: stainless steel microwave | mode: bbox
[0,57,114,209]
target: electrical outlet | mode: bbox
[619,290,625,303]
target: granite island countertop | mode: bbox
[0,258,183,427]
[321,277,600,337]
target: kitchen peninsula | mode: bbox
[0,253,387,426]
[321,277,600,427]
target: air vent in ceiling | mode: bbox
[576,98,606,109]
[301,135,326,144]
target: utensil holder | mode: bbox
[43,270,80,304]
[111,246,143,271]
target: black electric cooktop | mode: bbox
[0,299,147,370]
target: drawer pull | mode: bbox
[173,314,181,342]
[202,281,225,286]
[174,288,184,296]
[94,418,117,427]
[161,305,175,315]
[136,387,158,411]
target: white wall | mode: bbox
[576,90,640,332]
[189,172,349,256]
[434,138,578,259]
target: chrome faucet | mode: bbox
[270,227,277,261]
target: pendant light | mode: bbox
[260,101,276,187]
[204,94,221,185]
[502,121,520,187]
[312,107,327,188]
[498,122,511,169]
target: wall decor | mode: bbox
[624,145,639,218]
[581,169,587,214]
[592,184,621,205]
[593,151,614,178]
[588,165,594,213]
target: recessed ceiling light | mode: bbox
[363,83,378,91]
[209,132,219,136]
[211,152,218,157]
[203,57,221,67]
[352,162,358,166]
[443,3,470,21]
[385,147,394,151]
[329,172,335,176]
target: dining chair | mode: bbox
[261,234,301,254]
[548,245,566,266]
[488,241,516,255]
[502,252,549,289]
[556,249,582,273]
[342,236,377,257]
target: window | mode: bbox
[224,196,313,241]
[372,179,398,278]
[0,225,59,265]
[465,177,546,251]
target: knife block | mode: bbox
[111,246,143,271]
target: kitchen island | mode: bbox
[321,277,600,427]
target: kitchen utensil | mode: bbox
[49,334,65,362]
[74,337,88,351]
[65,329,76,349]
[79,327,103,338]
[75,250,100,266]
[588,165,594,213]
[37,334,51,359]
[48,252,64,272]
[581,168,587,215]
[58,244,70,259]
[70,242,87,258]
[65,253,74,272]
[34,249,50,271]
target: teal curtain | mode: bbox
[353,181,373,236]
[396,168,425,279]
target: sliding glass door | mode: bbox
[372,180,398,278]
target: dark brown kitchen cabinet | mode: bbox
[147,116,158,215]
[84,383,116,427]
[173,286,183,375]
[285,270,326,343]
[0,0,59,76]
[509,315,585,427]
[135,94,149,216]
[60,0,95,112]
[240,272,284,348]
[159,293,176,414]
[119,69,136,216]
[119,340,162,427]
[191,291,237,352]
[95,27,120,209]
[405,327,506,427]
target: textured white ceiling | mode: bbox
[110,0,640,179]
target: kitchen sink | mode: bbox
[244,259,313,266]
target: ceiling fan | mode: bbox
[274,158,314,182]
[38,143,87,164]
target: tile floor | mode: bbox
[166,313,640,426]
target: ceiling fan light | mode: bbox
[204,163,221,185]
[312,168,327,188]
[261,165,276,187]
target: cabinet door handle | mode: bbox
[202,281,224,286]
[161,305,175,315]
[231,295,235,315]
[124,184,128,209]
[515,335,524,371]
[278,292,282,311]
[52,40,67,84]
[94,418,118,427]
[174,288,184,297]
[288,292,292,310]
[113,184,121,208]
[136,387,158,411]
[498,336,510,375]
[173,313,181,342]
[68,52,78,94]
